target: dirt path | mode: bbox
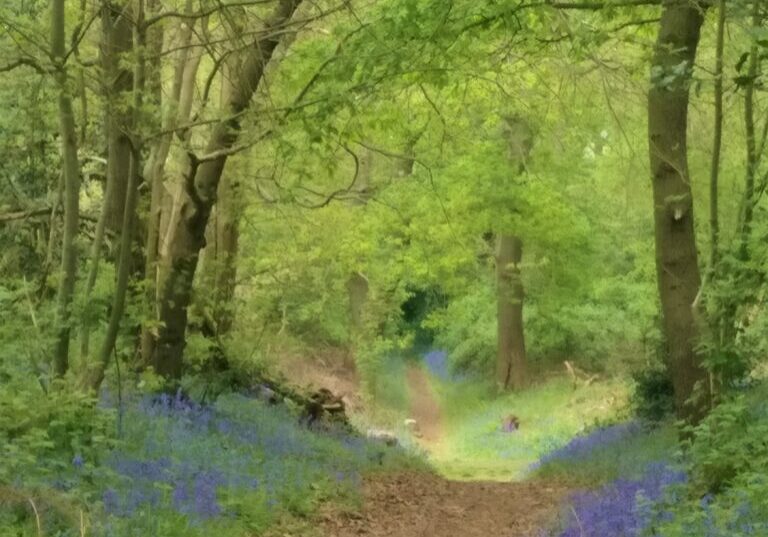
[320,472,569,537]
[318,365,570,537]
[405,365,444,446]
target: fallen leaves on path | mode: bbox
[319,471,570,537]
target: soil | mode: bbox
[405,365,443,445]
[274,348,364,413]
[317,364,571,537]
[319,472,570,537]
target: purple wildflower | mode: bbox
[424,350,450,379]
[555,462,686,537]
[534,421,643,468]
[193,471,222,518]
[103,488,120,515]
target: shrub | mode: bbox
[631,368,675,423]
[684,395,768,495]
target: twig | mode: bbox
[27,497,43,537]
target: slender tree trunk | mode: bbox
[90,0,146,390]
[79,181,112,360]
[210,171,241,335]
[709,0,725,271]
[76,0,90,146]
[346,148,374,345]
[202,50,247,338]
[52,0,82,377]
[81,0,135,359]
[739,2,760,260]
[101,1,134,235]
[648,0,709,424]
[152,0,304,380]
[347,272,369,337]
[140,6,199,365]
[202,11,303,337]
[496,235,526,390]
[397,136,417,178]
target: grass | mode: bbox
[427,372,632,481]
[533,420,677,486]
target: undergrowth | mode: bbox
[1,387,424,537]
[529,378,768,536]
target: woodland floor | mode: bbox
[317,365,571,537]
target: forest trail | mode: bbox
[317,365,571,536]
[319,472,570,537]
[405,364,444,447]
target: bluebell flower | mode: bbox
[534,421,643,468]
[423,350,450,379]
[554,462,685,537]
[103,488,120,515]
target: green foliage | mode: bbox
[685,392,768,495]
[428,282,496,375]
[650,385,768,536]
[632,367,676,423]
[0,342,115,485]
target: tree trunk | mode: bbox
[648,0,709,424]
[345,148,374,346]
[739,2,760,260]
[201,47,248,338]
[152,0,303,380]
[708,0,725,271]
[210,170,241,335]
[81,0,136,360]
[90,0,146,390]
[51,0,82,378]
[497,235,526,390]
[347,272,369,336]
[496,115,532,391]
[101,1,134,235]
[140,7,200,365]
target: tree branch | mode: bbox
[0,57,46,74]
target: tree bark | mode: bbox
[140,6,200,365]
[739,2,760,260]
[90,0,146,390]
[152,0,303,380]
[51,0,82,377]
[708,0,725,271]
[81,0,136,360]
[202,44,248,338]
[345,148,374,346]
[497,235,526,390]
[648,0,709,424]
[101,1,134,235]
[496,115,532,391]
[209,170,241,335]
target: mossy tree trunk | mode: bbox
[647,0,710,424]
[51,0,82,377]
[151,0,304,381]
[496,234,526,390]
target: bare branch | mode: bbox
[295,143,361,208]
[0,57,46,74]
[145,0,285,28]
[547,0,660,9]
